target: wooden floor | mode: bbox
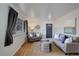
[15,42,33,56]
[15,41,79,56]
[15,41,65,56]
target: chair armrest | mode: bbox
[65,43,79,53]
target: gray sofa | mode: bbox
[53,34,79,55]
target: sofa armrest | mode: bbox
[65,43,79,53]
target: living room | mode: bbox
[0,3,79,56]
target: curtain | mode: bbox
[24,21,25,32]
[24,20,29,41]
[4,7,18,46]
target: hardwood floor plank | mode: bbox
[15,42,33,56]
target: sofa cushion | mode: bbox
[53,38,65,51]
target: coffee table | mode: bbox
[40,39,52,52]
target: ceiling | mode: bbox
[11,3,79,20]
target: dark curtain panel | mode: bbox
[24,21,26,32]
[4,7,18,46]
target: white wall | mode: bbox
[53,8,79,37]
[40,20,53,38]
[0,4,9,47]
[0,4,26,56]
[28,17,53,38]
[28,17,41,33]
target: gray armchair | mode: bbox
[28,32,42,42]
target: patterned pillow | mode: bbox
[59,34,65,41]
[59,34,68,43]
[65,37,72,44]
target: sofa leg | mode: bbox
[65,53,68,55]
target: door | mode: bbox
[46,24,52,38]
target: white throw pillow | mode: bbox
[65,37,72,44]
[29,33,33,37]
[36,33,40,37]
[54,34,59,39]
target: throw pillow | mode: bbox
[59,34,65,41]
[54,34,59,39]
[29,33,33,37]
[59,34,65,43]
[62,35,69,43]
[64,37,72,44]
[36,33,40,37]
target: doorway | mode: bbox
[46,24,52,38]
